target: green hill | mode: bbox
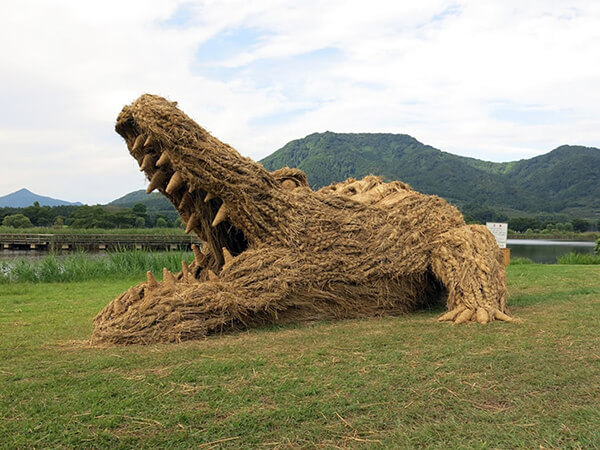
[260,133,600,218]
[109,190,179,221]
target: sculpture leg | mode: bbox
[430,225,515,324]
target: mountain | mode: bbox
[109,190,179,220]
[0,188,82,207]
[260,133,600,218]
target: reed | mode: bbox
[557,252,600,265]
[0,250,193,283]
[509,257,534,265]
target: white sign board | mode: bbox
[486,222,508,248]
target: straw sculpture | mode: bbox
[92,94,514,345]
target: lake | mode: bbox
[0,240,596,265]
[508,239,596,264]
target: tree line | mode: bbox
[2,201,598,233]
[461,203,598,233]
[1,202,182,229]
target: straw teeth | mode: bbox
[162,268,176,285]
[146,271,158,288]
[156,152,170,167]
[132,134,145,156]
[212,204,228,227]
[222,247,233,265]
[185,213,199,234]
[178,192,193,211]
[166,172,184,194]
[191,244,202,265]
[140,154,154,172]
[144,135,155,148]
[146,170,167,193]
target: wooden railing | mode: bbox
[0,234,201,251]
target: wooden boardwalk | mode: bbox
[0,234,201,252]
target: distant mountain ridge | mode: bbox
[260,132,600,217]
[0,188,82,207]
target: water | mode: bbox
[508,239,596,264]
[1,240,596,265]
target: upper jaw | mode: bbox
[118,122,249,271]
[114,94,300,270]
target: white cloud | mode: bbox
[0,0,599,203]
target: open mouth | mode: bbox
[116,117,249,276]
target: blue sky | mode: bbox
[1,0,599,203]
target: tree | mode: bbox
[132,203,147,215]
[509,217,542,233]
[155,217,167,228]
[571,218,590,233]
[134,217,146,228]
[2,214,33,228]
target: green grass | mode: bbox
[0,250,193,283]
[509,257,534,265]
[557,252,600,265]
[1,265,599,447]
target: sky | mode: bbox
[1,0,599,204]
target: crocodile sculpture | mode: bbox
[92,94,514,345]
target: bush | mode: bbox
[156,217,168,228]
[571,218,590,233]
[557,252,600,265]
[2,214,33,228]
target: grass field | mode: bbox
[1,265,599,448]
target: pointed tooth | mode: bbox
[178,192,193,211]
[140,154,154,172]
[222,247,233,265]
[181,260,192,281]
[132,134,145,155]
[144,135,155,148]
[200,242,209,255]
[185,213,200,234]
[156,152,170,167]
[191,244,202,265]
[207,269,219,281]
[204,192,216,203]
[146,170,168,194]
[166,172,185,194]
[146,270,158,288]
[162,267,176,285]
[212,204,228,227]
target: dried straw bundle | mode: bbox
[92,94,512,345]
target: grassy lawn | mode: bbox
[1,265,599,448]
